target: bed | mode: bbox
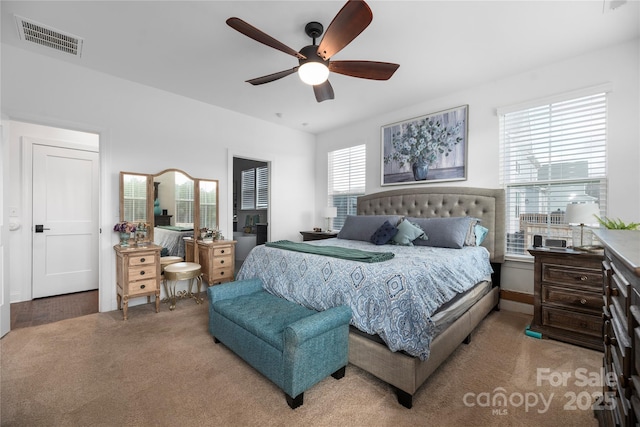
[237,186,505,408]
[153,226,194,258]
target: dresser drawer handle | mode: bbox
[579,298,587,305]
[221,250,225,254]
[140,257,146,263]
[220,272,225,276]
[140,284,146,289]
[140,271,145,276]
[220,260,224,264]
[577,275,588,281]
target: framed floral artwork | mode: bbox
[381,105,468,185]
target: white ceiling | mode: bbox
[1,1,638,134]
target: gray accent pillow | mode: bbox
[337,215,402,242]
[406,216,478,249]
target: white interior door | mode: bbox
[32,144,99,298]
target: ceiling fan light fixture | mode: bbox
[298,62,329,85]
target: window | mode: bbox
[256,166,268,209]
[499,90,608,256]
[174,173,194,226]
[123,175,147,222]
[199,180,217,229]
[328,144,366,230]
[241,165,268,210]
[241,169,255,210]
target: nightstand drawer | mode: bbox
[542,285,601,312]
[542,263,602,289]
[210,268,233,284]
[542,306,602,337]
[128,278,157,296]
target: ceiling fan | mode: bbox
[226,0,400,103]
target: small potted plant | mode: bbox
[114,221,136,247]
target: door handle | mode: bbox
[35,224,51,233]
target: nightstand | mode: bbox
[299,231,338,241]
[528,247,604,351]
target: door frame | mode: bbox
[227,149,273,244]
[21,136,100,301]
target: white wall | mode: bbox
[315,39,640,313]
[1,44,316,312]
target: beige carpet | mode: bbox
[1,300,602,426]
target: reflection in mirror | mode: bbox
[121,173,148,223]
[151,169,197,260]
[154,170,194,228]
[119,169,219,261]
[199,180,218,231]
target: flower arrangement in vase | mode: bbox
[114,221,137,247]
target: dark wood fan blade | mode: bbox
[313,80,335,102]
[227,17,305,60]
[317,1,373,60]
[246,68,298,85]
[329,61,399,80]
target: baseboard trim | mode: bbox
[500,289,533,305]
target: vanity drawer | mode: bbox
[128,253,157,266]
[212,254,233,269]
[128,265,157,280]
[210,268,234,285]
[541,285,601,313]
[213,246,233,257]
[542,306,602,337]
[542,262,602,289]
[128,278,158,296]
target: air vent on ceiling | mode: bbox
[14,15,83,57]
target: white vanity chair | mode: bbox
[162,262,203,310]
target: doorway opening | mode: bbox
[232,157,270,270]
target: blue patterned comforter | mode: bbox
[236,238,493,360]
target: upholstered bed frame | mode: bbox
[348,186,505,408]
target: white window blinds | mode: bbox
[256,166,268,210]
[241,166,268,210]
[174,173,194,226]
[123,175,147,222]
[241,168,255,210]
[499,91,608,255]
[328,144,366,230]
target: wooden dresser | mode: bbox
[528,247,604,351]
[593,229,640,426]
[185,239,236,285]
[114,244,162,320]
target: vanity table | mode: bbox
[119,169,220,315]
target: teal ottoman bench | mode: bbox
[207,278,352,409]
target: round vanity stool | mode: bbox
[162,262,203,310]
[160,256,183,274]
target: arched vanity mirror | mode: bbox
[119,169,219,260]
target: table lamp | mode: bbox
[565,203,600,248]
[322,206,337,232]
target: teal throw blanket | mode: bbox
[265,240,394,263]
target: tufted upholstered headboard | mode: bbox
[357,187,505,263]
